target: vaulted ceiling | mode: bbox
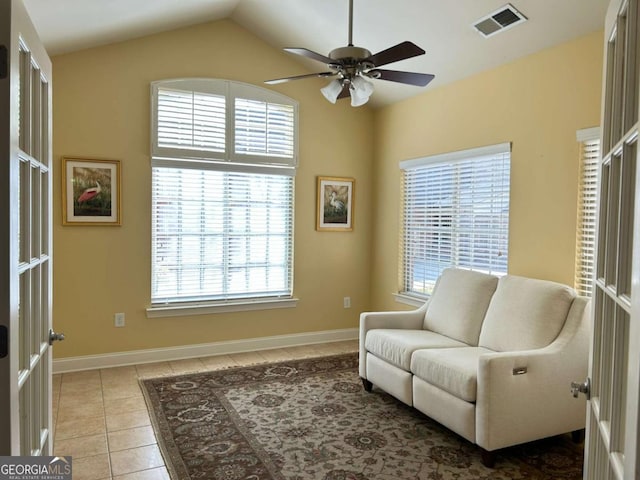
[23,0,609,107]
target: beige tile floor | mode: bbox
[52,340,358,480]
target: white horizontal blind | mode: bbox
[151,168,293,303]
[235,99,295,158]
[575,133,600,297]
[151,79,297,306]
[401,145,510,297]
[157,88,226,153]
[152,79,298,168]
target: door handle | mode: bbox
[49,329,65,346]
[571,378,590,400]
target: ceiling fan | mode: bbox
[264,0,435,107]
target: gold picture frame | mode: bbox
[316,176,355,231]
[62,156,121,226]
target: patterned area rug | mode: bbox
[140,353,584,480]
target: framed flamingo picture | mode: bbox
[62,157,121,225]
[316,176,354,231]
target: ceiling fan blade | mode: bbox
[371,69,435,87]
[265,72,336,85]
[284,48,336,65]
[366,41,425,67]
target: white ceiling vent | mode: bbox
[473,4,527,38]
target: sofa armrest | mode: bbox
[358,302,428,378]
[475,297,590,451]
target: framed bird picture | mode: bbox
[62,157,121,225]
[316,176,354,231]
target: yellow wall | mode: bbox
[52,19,374,358]
[370,30,604,311]
[52,22,604,358]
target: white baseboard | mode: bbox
[52,328,358,374]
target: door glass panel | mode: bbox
[19,158,29,264]
[599,294,616,424]
[597,161,610,281]
[612,13,627,145]
[18,46,29,154]
[604,156,621,287]
[31,362,41,454]
[17,159,21,263]
[41,171,48,256]
[590,411,617,478]
[30,64,41,162]
[612,305,629,453]
[624,0,639,130]
[618,142,636,299]
[604,40,615,152]
[592,287,604,400]
[19,375,30,454]
[31,165,40,260]
[40,79,49,167]
[41,262,49,343]
[19,271,29,373]
[40,357,49,452]
[30,265,41,357]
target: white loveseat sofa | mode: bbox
[359,268,589,466]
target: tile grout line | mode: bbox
[52,375,60,453]
[99,369,114,480]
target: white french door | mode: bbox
[583,0,640,477]
[0,0,56,455]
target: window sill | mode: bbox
[393,293,428,307]
[146,297,299,318]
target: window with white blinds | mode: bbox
[151,78,297,169]
[150,79,298,311]
[235,99,295,159]
[156,88,226,153]
[400,143,511,298]
[151,169,293,303]
[575,128,601,297]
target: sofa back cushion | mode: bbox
[423,268,499,345]
[478,275,576,352]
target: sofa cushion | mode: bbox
[411,347,494,402]
[478,275,576,352]
[365,329,467,371]
[423,268,499,345]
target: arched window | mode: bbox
[148,79,298,316]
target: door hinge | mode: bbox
[0,325,7,358]
[0,45,7,79]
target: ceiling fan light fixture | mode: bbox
[350,76,374,107]
[321,78,344,103]
[266,0,434,106]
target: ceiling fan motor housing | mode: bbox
[329,46,376,78]
[329,46,371,61]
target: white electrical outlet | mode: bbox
[114,313,125,327]
[343,297,351,308]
